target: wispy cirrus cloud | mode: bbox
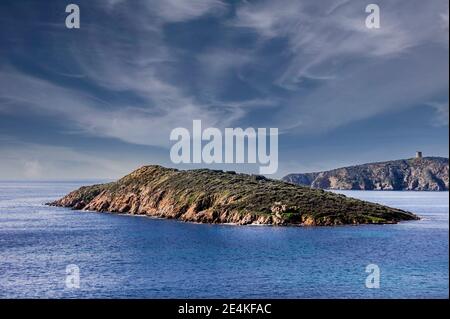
[229,0,449,133]
[428,102,449,127]
[232,0,449,87]
[0,68,241,147]
[0,0,241,148]
[105,0,227,23]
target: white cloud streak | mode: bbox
[428,102,449,127]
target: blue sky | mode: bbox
[0,0,448,180]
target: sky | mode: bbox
[0,0,448,180]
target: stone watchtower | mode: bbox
[416,151,423,159]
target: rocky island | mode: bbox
[283,156,449,191]
[49,165,418,226]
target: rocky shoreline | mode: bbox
[49,165,419,226]
[283,157,449,191]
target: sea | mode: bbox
[0,181,448,298]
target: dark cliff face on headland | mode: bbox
[49,165,418,226]
[283,157,449,191]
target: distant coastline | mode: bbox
[283,156,449,191]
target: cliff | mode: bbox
[49,165,418,226]
[283,157,449,191]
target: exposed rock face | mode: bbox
[283,157,449,191]
[49,165,419,226]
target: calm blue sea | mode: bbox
[0,181,448,298]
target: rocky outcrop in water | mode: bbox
[49,165,418,226]
[283,157,449,191]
